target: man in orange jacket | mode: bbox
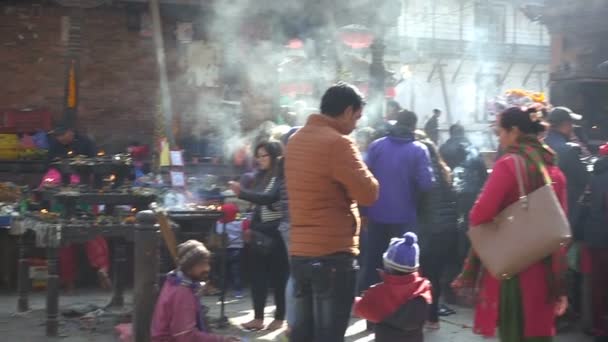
[285,82,379,342]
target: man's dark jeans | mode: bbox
[290,253,358,342]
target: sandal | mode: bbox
[426,321,440,330]
[241,319,264,331]
[266,320,284,331]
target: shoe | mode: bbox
[438,304,456,317]
[234,291,244,299]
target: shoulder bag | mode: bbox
[467,154,571,279]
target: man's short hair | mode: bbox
[449,123,465,137]
[320,82,366,118]
[395,110,418,129]
[433,108,442,115]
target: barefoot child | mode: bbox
[354,232,432,342]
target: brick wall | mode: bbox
[0,4,162,152]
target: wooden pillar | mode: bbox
[149,0,175,147]
[133,211,159,342]
[369,31,386,125]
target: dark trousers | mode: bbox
[359,221,411,293]
[290,253,358,342]
[420,231,457,323]
[590,248,608,336]
[250,235,289,320]
[226,248,242,292]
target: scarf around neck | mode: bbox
[166,270,208,332]
[460,135,564,301]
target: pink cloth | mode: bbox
[115,323,133,342]
[469,155,568,338]
[40,168,80,187]
[151,280,224,342]
[59,236,109,284]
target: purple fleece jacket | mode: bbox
[364,133,434,225]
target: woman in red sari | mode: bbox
[453,106,569,342]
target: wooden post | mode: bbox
[16,234,30,313]
[45,227,60,337]
[109,241,127,307]
[133,211,159,342]
[369,33,386,125]
[437,63,452,125]
[149,0,175,147]
[62,10,82,127]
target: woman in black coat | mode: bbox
[416,130,459,329]
[229,140,289,331]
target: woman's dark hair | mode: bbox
[415,130,452,185]
[320,82,366,117]
[254,140,283,185]
[499,107,546,135]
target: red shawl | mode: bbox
[354,271,432,324]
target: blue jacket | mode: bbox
[365,128,434,224]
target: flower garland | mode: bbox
[487,88,551,121]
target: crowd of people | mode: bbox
[151,82,608,342]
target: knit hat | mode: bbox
[600,143,608,156]
[383,232,420,273]
[177,240,210,272]
[219,203,239,223]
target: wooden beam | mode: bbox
[437,63,452,125]
[150,0,175,146]
[452,59,464,83]
[427,59,442,82]
[523,63,537,86]
[500,61,515,85]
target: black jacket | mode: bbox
[375,297,428,342]
[47,132,97,163]
[583,157,608,248]
[417,141,458,239]
[238,159,285,232]
[544,130,590,238]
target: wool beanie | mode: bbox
[383,232,420,273]
[600,143,608,156]
[177,240,210,272]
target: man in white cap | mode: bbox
[544,107,589,234]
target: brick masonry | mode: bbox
[0,4,168,152]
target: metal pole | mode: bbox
[149,0,175,146]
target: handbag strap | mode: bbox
[511,154,528,202]
[510,153,553,209]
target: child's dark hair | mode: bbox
[499,106,546,135]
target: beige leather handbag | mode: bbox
[468,154,572,279]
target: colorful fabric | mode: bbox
[354,271,432,324]
[59,236,109,284]
[165,270,206,332]
[499,277,552,342]
[151,270,223,342]
[459,135,569,338]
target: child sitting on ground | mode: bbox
[354,232,432,342]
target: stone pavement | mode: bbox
[0,289,591,342]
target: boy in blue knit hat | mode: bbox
[354,232,432,342]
